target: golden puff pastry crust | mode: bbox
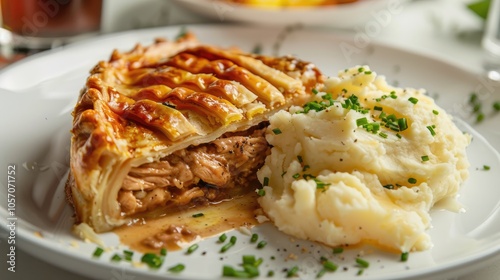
[66,32,324,232]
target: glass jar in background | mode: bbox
[482,0,500,81]
[1,0,103,50]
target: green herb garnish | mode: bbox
[257,189,266,197]
[272,128,282,135]
[168,264,185,273]
[401,252,409,262]
[257,240,267,249]
[333,247,344,254]
[141,253,163,269]
[286,266,299,278]
[93,247,104,258]
[355,258,369,268]
[186,244,199,254]
[408,97,419,104]
[250,233,259,243]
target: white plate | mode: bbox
[171,0,409,28]
[1,25,500,280]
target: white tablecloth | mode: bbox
[1,0,498,279]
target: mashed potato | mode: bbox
[257,66,470,252]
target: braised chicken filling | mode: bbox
[118,124,270,216]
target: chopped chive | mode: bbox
[364,71,372,75]
[323,261,338,272]
[93,247,104,258]
[312,88,319,95]
[432,109,439,115]
[374,106,383,111]
[263,177,270,186]
[257,240,267,249]
[292,173,300,179]
[141,253,163,269]
[408,97,419,104]
[243,255,256,265]
[357,269,364,275]
[111,254,122,262]
[421,155,429,161]
[251,233,259,243]
[160,248,167,256]
[303,174,316,180]
[220,242,234,253]
[230,236,237,244]
[358,67,365,73]
[192,213,204,218]
[272,128,282,135]
[401,252,409,262]
[473,103,481,113]
[186,244,198,254]
[243,264,260,277]
[220,236,237,253]
[379,132,388,139]
[483,165,491,170]
[494,102,500,111]
[356,117,368,127]
[123,250,134,261]
[427,125,436,136]
[314,179,330,190]
[286,266,299,278]
[223,255,263,278]
[257,189,266,197]
[398,118,408,131]
[168,263,185,273]
[267,270,275,277]
[222,265,236,277]
[219,233,227,243]
[316,269,326,278]
[355,258,369,268]
[476,113,485,123]
[333,247,344,254]
[408,178,417,184]
[469,92,478,103]
[303,165,310,171]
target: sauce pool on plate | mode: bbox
[114,193,261,253]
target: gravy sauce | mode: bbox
[114,193,261,253]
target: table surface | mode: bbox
[0,0,498,279]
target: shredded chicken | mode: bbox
[118,125,270,216]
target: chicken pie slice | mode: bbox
[66,33,324,232]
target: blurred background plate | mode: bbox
[171,0,410,28]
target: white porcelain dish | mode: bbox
[171,0,409,28]
[1,25,500,280]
